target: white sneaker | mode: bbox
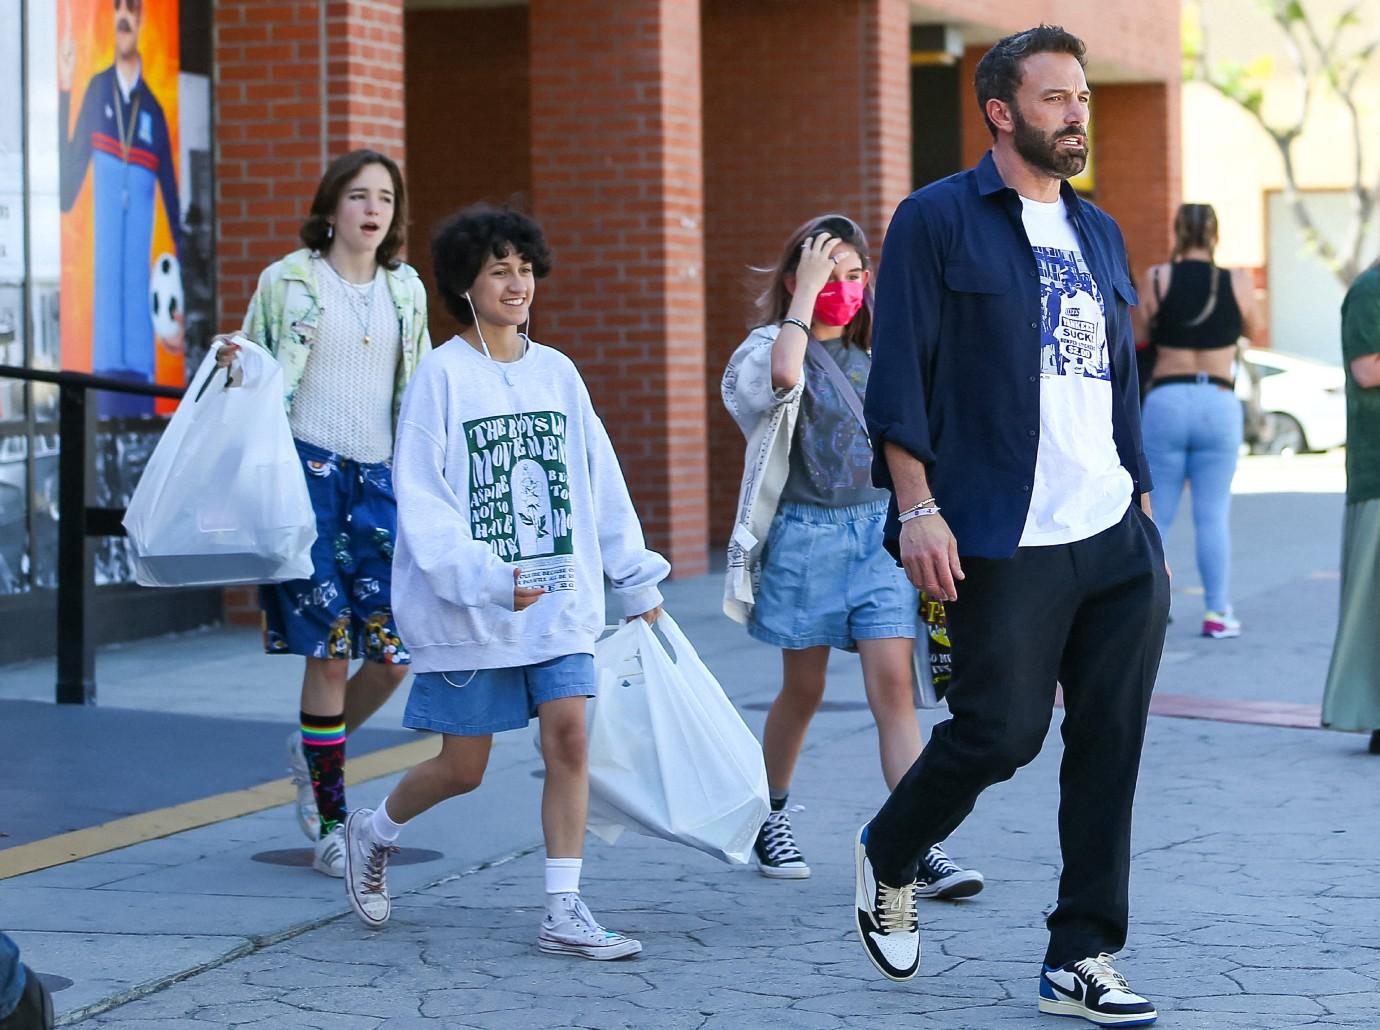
[286,729,320,841]
[345,809,397,927]
[538,894,642,960]
[312,824,346,878]
[1202,611,1241,639]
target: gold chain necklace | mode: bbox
[326,257,378,345]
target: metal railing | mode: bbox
[0,364,184,704]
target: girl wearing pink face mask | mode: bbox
[722,215,984,896]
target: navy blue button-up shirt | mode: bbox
[865,151,1150,560]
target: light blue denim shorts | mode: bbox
[402,653,595,736]
[749,500,919,651]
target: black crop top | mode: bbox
[1149,260,1243,350]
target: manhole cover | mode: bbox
[36,974,72,993]
[251,848,444,867]
[742,699,869,713]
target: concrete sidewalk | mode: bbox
[2,453,1376,1028]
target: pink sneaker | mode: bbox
[1202,611,1241,639]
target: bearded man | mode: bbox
[851,24,1169,1029]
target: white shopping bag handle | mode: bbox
[642,612,692,666]
[195,334,269,402]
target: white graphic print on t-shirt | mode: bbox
[1035,246,1110,382]
[1018,195,1131,547]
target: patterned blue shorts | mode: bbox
[260,439,409,664]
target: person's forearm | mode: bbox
[770,291,819,389]
[1351,353,1380,389]
[884,442,933,510]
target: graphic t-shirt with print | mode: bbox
[1018,195,1132,546]
[390,338,670,673]
[463,409,577,593]
[780,337,887,509]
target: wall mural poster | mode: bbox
[56,0,211,418]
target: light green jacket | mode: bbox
[241,248,431,425]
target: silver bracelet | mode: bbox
[781,316,810,335]
[897,503,941,524]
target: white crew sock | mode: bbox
[370,797,406,843]
[545,858,582,898]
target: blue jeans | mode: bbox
[0,931,24,1020]
[1142,381,1242,613]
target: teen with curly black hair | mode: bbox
[341,206,668,962]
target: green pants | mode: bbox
[1323,497,1380,733]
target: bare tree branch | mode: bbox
[1185,0,1380,286]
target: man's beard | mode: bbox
[1011,107,1088,180]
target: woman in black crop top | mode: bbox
[1132,204,1263,640]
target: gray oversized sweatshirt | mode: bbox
[391,336,669,673]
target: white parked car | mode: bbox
[1236,348,1347,454]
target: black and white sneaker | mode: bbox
[916,843,985,899]
[1039,953,1158,1026]
[852,823,920,981]
[754,808,810,879]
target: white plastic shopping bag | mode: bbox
[123,335,316,587]
[584,612,769,864]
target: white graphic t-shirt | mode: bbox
[1019,195,1132,546]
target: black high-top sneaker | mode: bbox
[915,843,985,899]
[753,808,810,879]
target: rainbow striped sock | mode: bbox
[300,711,347,835]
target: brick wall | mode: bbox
[702,0,911,543]
[528,0,709,576]
[214,0,406,328]
[913,1,1181,84]
[959,45,992,170]
[404,6,532,338]
[215,0,406,624]
[1095,81,1182,274]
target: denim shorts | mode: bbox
[749,500,918,651]
[402,653,595,736]
[259,439,409,664]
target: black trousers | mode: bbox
[867,505,1170,967]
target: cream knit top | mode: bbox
[288,262,401,463]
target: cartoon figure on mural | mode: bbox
[58,0,183,416]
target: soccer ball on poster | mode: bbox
[149,253,183,342]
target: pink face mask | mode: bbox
[813,280,866,326]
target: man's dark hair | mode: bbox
[431,205,553,327]
[300,149,407,269]
[974,25,1087,139]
